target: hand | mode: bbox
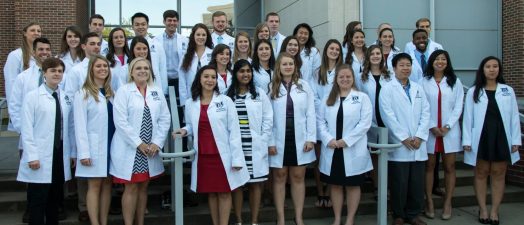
[70,158,76,168]
[148,143,160,157]
[172,129,187,139]
[80,158,92,166]
[303,141,314,152]
[411,137,422,149]
[28,160,40,170]
[402,138,415,150]
[463,145,471,152]
[440,127,450,136]
[512,145,520,153]
[336,139,347,148]
[232,166,242,171]
[430,127,442,136]
[327,139,338,149]
[138,142,149,155]
[268,146,277,156]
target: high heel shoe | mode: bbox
[478,211,491,224]
[490,215,499,225]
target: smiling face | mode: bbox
[212,15,227,34]
[66,30,80,49]
[164,16,179,34]
[112,30,126,49]
[216,48,231,66]
[236,65,253,87]
[236,36,250,54]
[379,30,394,48]
[326,42,340,61]
[432,54,448,73]
[257,42,271,62]
[133,42,149,58]
[92,58,109,82]
[24,25,42,44]
[296,27,310,46]
[394,58,412,81]
[194,28,207,47]
[200,68,217,92]
[82,36,101,58]
[258,26,270,40]
[43,65,64,87]
[280,56,295,77]
[351,32,365,48]
[132,17,149,37]
[285,39,299,56]
[34,42,51,64]
[369,47,382,66]
[131,60,151,84]
[413,31,428,52]
[483,59,499,81]
[337,68,354,91]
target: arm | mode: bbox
[445,79,465,128]
[316,98,335,145]
[73,91,90,160]
[20,93,38,162]
[8,75,25,133]
[461,89,474,147]
[226,98,244,167]
[379,86,410,141]
[260,92,274,144]
[3,51,22,102]
[415,88,430,141]
[342,94,372,148]
[113,87,143,148]
[181,99,193,136]
[151,92,172,148]
[303,82,317,143]
[178,65,188,106]
[510,88,522,146]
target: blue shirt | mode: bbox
[163,32,179,79]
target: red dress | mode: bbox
[434,81,444,153]
[196,104,231,193]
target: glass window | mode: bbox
[180,0,234,36]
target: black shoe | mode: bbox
[22,209,29,223]
[478,211,491,224]
[58,207,67,221]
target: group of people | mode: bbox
[3,8,521,225]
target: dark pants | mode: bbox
[389,161,425,220]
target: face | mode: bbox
[285,39,299,56]
[296,27,310,46]
[132,17,149,37]
[394,58,412,81]
[369,48,382,66]
[44,66,64,87]
[257,43,271,62]
[24,25,42,43]
[236,36,250,53]
[66,30,80,49]
[194,28,207,46]
[379,30,394,47]
[212,15,227,33]
[200,69,217,91]
[112,30,126,48]
[483,59,500,81]
[92,59,109,81]
[89,18,104,35]
[34,42,51,63]
[432,54,448,73]
[82,36,101,57]
[236,65,252,86]
[326,43,340,61]
[351,32,365,48]
[417,21,431,34]
[280,56,295,77]
[267,15,280,34]
[164,17,179,34]
[133,42,149,58]
[216,49,231,66]
[131,60,151,83]
[413,31,428,52]
[258,26,270,40]
[337,68,354,90]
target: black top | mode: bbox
[477,90,511,162]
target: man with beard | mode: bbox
[211,11,234,50]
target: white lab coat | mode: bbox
[212,32,235,50]
[110,83,171,180]
[8,65,43,134]
[462,84,521,166]
[317,91,373,176]
[404,39,443,57]
[349,52,364,77]
[178,47,213,105]
[269,79,316,167]
[108,54,129,92]
[299,47,321,83]
[73,89,113,177]
[183,94,250,191]
[101,39,109,56]
[253,67,272,94]
[128,37,168,94]
[312,70,336,112]
[271,32,286,56]
[355,72,392,143]
[64,58,89,99]
[405,40,443,82]
[384,47,401,73]
[58,51,82,75]
[217,71,232,93]
[420,77,464,154]
[17,85,75,183]
[379,79,430,162]
[153,32,189,80]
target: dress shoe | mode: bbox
[408,217,427,225]
[392,217,404,225]
[424,209,435,219]
[478,211,490,224]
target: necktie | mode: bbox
[271,37,277,50]
[420,54,427,72]
[197,60,202,71]
[52,92,62,148]
[217,36,223,44]
[38,69,44,86]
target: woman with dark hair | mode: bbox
[462,56,521,225]
[342,21,362,57]
[269,53,316,225]
[226,60,273,225]
[233,32,252,62]
[179,23,214,105]
[419,50,463,220]
[209,44,232,93]
[106,27,130,91]
[127,36,166,94]
[279,36,303,77]
[173,65,249,225]
[345,29,367,76]
[317,64,372,225]
[252,39,275,94]
[254,23,271,46]
[377,28,401,72]
[58,26,84,74]
[293,23,321,82]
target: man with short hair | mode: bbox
[211,11,234,49]
[266,12,286,55]
[88,14,109,55]
[407,29,430,83]
[404,18,443,55]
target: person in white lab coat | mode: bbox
[111,58,170,225]
[268,53,316,225]
[419,50,464,220]
[462,56,521,224]
[311,39,343,208]
[172,65,249,225]
[379,53,430,225]
[211,11,235,50]
[17,58,74,225]
[209,44,232,93]
[73,55,115,225]
[377,28,401,72]
[105,27,130,91]
[293,23,321,83]
[4,22,41,126]
[341,21,362,58]
[344,30,367,77]
[266,12,286,55]
[252,39,275,94]
[404,18,443,57]
[58,26,84,75]
[226,60,273,225]
[279,36,303,77]
[406,29,431,83]
[179,23,214,105]
[127,36,166,95]
[88,14,109,56]
[253,22,270,46]
[317,64,373,225]
[232,31,252,63]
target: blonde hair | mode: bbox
[82,55,114,102]
[270,53,302,100]
[233,31,252,62]
[22,22,41,70]
[128,57,154,86]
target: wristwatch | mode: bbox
[444,124,451,129]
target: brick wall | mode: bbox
[503,0,524,187]
[0,0,16,98]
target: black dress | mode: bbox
[320,97,365,186]
[477,90,511,162]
